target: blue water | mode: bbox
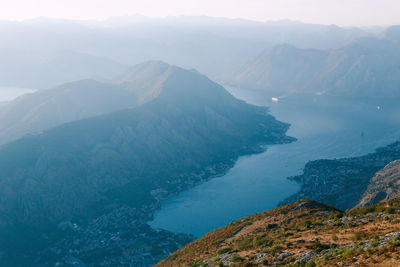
[150,88,400,237]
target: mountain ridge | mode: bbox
[229,26,400,98]
[0,61,294,266]
[0,60,225,146]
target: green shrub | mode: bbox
[343,248,355,258]
[236,237,254,250]
[218,247,231,254]
[371,239,380,248]
[270,245,282,256]
[266,224,278,229]
[307,240,330,253]
[231,254,244,262]
[252,234,274,248]
[332,234,339,241]
[385,207,395,214]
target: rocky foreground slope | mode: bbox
[158,198,400,266]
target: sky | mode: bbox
[0,0,399,26]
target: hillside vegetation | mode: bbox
[158,198,400,266]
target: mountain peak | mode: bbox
[117,60,174,104]
[118,61,235,105]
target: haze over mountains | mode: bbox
[0,12,399,267]
[230,25,400,98]
[0,49,125,88]
[0,61,189,145]
[0,16,375,88]
[0,61,293,266]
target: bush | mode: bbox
[231,254,244,262]
[371,239,380,248]
[352,231,366,241]
[330,243,338,249]
[236,238,254,250]
[343,248,355,258]
[253,235,273,247]
[218,247,231,254]
[266,224,278,229]
[385,207,396,214]
[307,240,330,253]
[332,234,339,241]
[270,245,282,256]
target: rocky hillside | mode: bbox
[282,142,400,210]
[229,26,400,99]
[158,198,400,267]
[356,160,400,208]
[0,62,293,266]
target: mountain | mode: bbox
[0,17,371,86]
[282,142,400,210]
[157,198,400,266]
[229,26,400,98]
[0,49,126,89]
[0,61,190,146]
[0,62,293,266]
[356,160,400,208]
[229,44,329,96]
[0,79,138,145]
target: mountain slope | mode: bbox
[0,62,293,266]
[229,26,400,98]
[356,160,400,208]
[0,79,138,145]
[0,61,189,146]
[158,198,400,266]
[282,142,400,210]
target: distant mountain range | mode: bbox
[0,17,373,87]
[229,26,400,98]
[0,61,293,266]
[0,49,125,88]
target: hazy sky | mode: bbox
[1,0,399,26]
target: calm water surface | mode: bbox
[150,88,400,237]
